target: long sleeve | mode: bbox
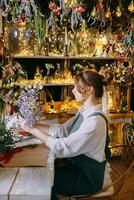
[48,115,76,138]
[46,116,105,159]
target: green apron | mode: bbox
[51,112,111,199]
[70,112,111,193]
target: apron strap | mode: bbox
[87,112,111,160]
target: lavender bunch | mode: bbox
[17,89,42,125]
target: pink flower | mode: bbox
[49,2,57,10]
[128,26,134,31]
[75,6,85,13]
[53,7,61,16]
[69,5,85,13]
[96,3,104,9]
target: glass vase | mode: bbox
[4,22,37,56]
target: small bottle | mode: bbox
[119,95,128,113]
[34,66,42,80]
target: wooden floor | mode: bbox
[113,169,134,200]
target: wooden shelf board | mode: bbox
[13,56,129,61]
[109,112,134,119]
[45,83,74,86]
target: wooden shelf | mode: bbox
[13,55,129,61]
[109,112,134,119]
[45,83,74,86]
[45,112,134,118]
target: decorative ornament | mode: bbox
[105,8,111,18]
[10,26,19,39]
[91,7,97,17]
[116,6,122,17]
[23,28,32,40]
[128,0,134,12]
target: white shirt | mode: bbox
[46,104,107,161]
[46,103,112,187]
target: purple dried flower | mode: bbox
[25,5,30,17]
[17,89,42,124]
[21,0,27,4]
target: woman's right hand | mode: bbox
[19,116,32,133]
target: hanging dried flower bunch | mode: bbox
[48,0,85,31]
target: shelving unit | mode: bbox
[12,55,130,96]
[13,55,131,105]
[1,55,133,145]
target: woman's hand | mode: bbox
[19,117,32,133]
[19,116,49,144]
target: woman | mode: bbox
[21,70,111,200]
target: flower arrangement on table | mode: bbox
[0,119,21,154]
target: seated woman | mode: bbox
[20,70,111,200]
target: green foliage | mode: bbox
[0,119,20,154]
[0,97,5,118]
[34,9,46,53]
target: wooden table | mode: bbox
[0,151,54,200]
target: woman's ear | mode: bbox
[86,86,94,95]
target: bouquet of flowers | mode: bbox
[2,0,36,23]
[1,61,27,107]
[113,62,134,86]
[123,20,134,58]
[17,89,42,125]
[48,0,85,31]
